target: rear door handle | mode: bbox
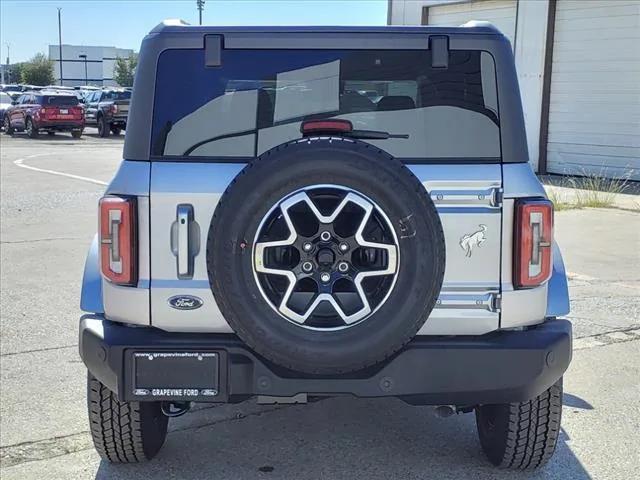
[171,204,200,279]
[177,205,191,276]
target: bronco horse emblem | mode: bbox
[459,224,487,258]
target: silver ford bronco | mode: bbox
[80,20,571,469]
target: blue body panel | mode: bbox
[80,235,104,314]
[547,242,570,317]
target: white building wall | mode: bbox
[48,44,134,87]
[546,0,640,180]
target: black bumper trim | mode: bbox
[79,315,572,405]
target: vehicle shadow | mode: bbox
[94,396,592,480]
[1,132,86,141]
[82,128,126,140]
[0,128,124,141]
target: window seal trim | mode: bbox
[149,155,506,165]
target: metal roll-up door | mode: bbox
[547,0,640,180]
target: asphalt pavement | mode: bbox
[1,131,639,479]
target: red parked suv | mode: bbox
[3,90,84,138]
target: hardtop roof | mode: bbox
[149,19,503,37]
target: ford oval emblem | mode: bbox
[168,295,203,310]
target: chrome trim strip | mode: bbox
[435,292,500,312]
[431,187,502,208]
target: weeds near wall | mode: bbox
[544,169,633,210]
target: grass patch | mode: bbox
[544,171,632,211]
[571,175,629,208]
[546,188,575,211]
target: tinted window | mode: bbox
[38,95,80,106]
[102,91,131,101]
[153,49,500,160]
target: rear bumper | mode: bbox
[106,115,127,125]
[36,120,84,130]
[79,315,571,405]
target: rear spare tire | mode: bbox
[208,138,445,374]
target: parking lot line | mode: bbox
[13,154,108,186]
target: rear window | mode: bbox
[153,49,500,160]
[102,91,131,101]
[39,95,79,106]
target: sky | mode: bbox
[0,0,389,63]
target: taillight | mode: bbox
[99,196,137,285]
[110,104,118,114]
[514,199,553,288]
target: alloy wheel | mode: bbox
[252,185,399,330]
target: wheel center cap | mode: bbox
[316,248,335,267]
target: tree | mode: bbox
[20,53,54,86]
[114,54,138,87]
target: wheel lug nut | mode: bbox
[302,242,313,252]
[320,272,331,283]
[338,262,349,273]
[320,231,331,242]
[302,261,313,273]
[339,242,349,252]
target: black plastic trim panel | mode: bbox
[80,316,572,405]
[148,155,503,165]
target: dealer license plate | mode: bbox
[132,351,219,399]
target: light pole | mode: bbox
[196,0,205,25]
[57,8,64,86]
[79,54,88,85]
[2,42,9,84]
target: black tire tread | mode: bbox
[478,380,562,470]
[87,374,165,463]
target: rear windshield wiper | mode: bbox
[301,119,409,140]
[346,129,409,140]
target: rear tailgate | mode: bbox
[147,40,504,335]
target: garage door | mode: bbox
[426,0,517,47]
[547,0,640,180]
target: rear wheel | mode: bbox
[25,118,38,138]
[87,373,168,463]
[476,379,563,470]
[110,126,122,136]
[97,116,109,137]
[3,116,14,135]
[47,131,55,136]
[71,130,83,139]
